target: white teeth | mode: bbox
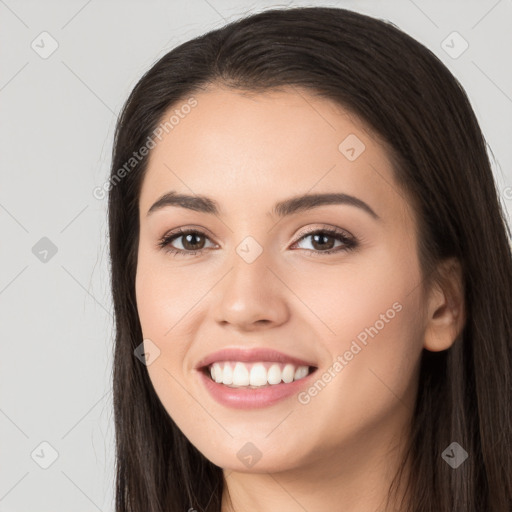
[282,364,295,383]
[222,362,233,385]
[212,362,223,384]
[267,363,282,385]
[249,363,267,386]
[207,361,312,388]
[294,366,309,380]
[232,362,250,386]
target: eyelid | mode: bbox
[160,225,218,242]
[293,223,354,240]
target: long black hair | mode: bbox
[107,6,512,511]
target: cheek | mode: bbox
[134,250,193,397]
[135,255,203,428]
[296,243,423,399]
[292,246,421,349]
[135,247,201,341]
[307,250,423,415]
[292,283,423,454]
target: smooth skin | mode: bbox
[135,85,465,512]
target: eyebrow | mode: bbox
[147,191,380,220]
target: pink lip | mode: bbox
[195,347,317,370]
[198,367,318,409]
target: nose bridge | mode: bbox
[212,234,289,329]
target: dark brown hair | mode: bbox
[107,6,512,511]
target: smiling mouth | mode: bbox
[202,361,317,388]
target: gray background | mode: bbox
[0,0,511,510]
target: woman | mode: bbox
[107,6,512,511]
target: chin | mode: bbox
[191,437,306,474]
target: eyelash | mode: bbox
[157,226,358,258]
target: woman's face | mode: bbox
[135,85,427,473]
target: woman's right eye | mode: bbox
[157,229,215,256]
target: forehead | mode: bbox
[139,85,411,224]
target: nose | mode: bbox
[212,247,290,331]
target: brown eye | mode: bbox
[292,228,358,256]
[181,232,206,251]
[157,229,216,256]
[308,232,337,251]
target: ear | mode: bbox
[423,258,466,352]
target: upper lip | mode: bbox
[195,347,317,370]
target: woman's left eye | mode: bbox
[291,228,358,256]
[157,227,358,257]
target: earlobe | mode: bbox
[423,258,466,352]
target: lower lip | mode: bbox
[197,368,317,409]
